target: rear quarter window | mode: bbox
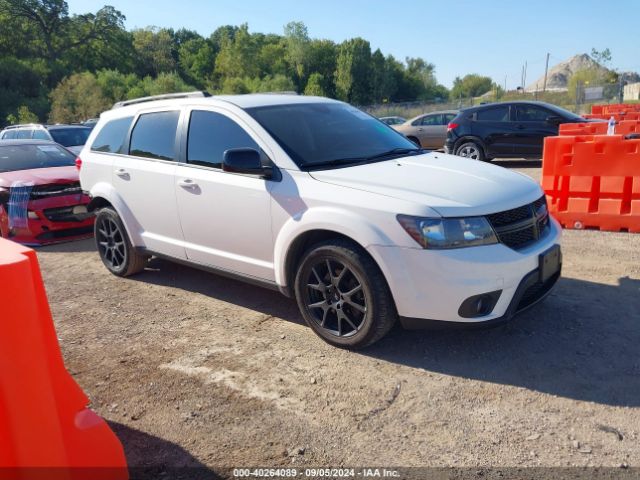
[90,117,133,153]
[476,106,510,122]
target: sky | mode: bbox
[67,0,640,89]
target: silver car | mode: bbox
[393,110,458,149]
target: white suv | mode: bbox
[79,92,562,349]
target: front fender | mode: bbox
[273,206,395,287]
[88,182,145,247]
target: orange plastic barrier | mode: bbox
[0,239,128,480]
[584,112,640,121]
[559,121,640,136]
[591,103,640,115]
[542,135,640,232]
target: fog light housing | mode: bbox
[458,290,502,318]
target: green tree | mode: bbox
[6,105,39,124]
[450,74,493,99]
[49,71,110,123]
[128,72,194,98]
[0,56,49,125]
[179,38,215,87]
[2,0,127,83]
[335,38,372,104]
[95,69,139,103]
[214,23,259,81]
[132,27,177,77]
[591,47,612,67]
[304,73,327,96]
[283,21,310,89]
[306,39,337,96]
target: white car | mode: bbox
[79,92,562,349]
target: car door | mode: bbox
[471,105,515,157]
[113,109,185,258]
[174,108,275,281]
[417,114,445,148]
[513,104,559,157]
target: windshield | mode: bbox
[0,144,75,172]
[246,103,419,169]
[545,103,585,121]
[49,127,91,147]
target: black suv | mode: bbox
[445,101,595,161]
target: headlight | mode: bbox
[397,215,498,249]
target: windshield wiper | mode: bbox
[365,147,425,161]
[304,148,425,171]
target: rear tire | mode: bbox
[94,207,147,277]
[455,141,485,161]
[294,239,397,349]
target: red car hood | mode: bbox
[0,166,79,189]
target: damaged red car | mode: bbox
[0,140,94,245]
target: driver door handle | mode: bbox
[178,178,198,189]
[115,168,128,177]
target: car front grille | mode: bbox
[487,196,550,250]
[30,182,82,199]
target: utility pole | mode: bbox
[542,52,550,93]
[523,61,528,91]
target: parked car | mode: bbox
[0,124,92,154]
[445,101,599,161]
[0,140,94,245]
[80,92,561,349]
[393,110,458,149]
[379,116,406,126]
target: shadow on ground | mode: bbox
[37,236,96,253]
[110,422,220,480]
[132,256,640,407]
[137,257,303,324]
[365,276,640,407]
[493,158,542,169]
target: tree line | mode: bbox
[0,0,498,125]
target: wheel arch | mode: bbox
[86,182,144,247]
[453,136,488,157]
[275,212,395,298]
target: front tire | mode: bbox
[294,239,397,349]
[94,207,147,277]
[455,141,485,161]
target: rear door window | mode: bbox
[476,106,510,122]
[187,110,259,169]
[91,117,133,153]
[2,130,17,139]
[129,111,180,161]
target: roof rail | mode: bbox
[112,91,211,109]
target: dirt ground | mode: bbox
[36,159,640,479]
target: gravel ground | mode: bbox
[36,159,640,479]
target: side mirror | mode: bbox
[546,115,562,125]
[222,148,271,178]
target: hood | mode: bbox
[0,166,79,189]
[309,152,543,217]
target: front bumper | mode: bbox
[367,217,562,327]
[3,194,94,246]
